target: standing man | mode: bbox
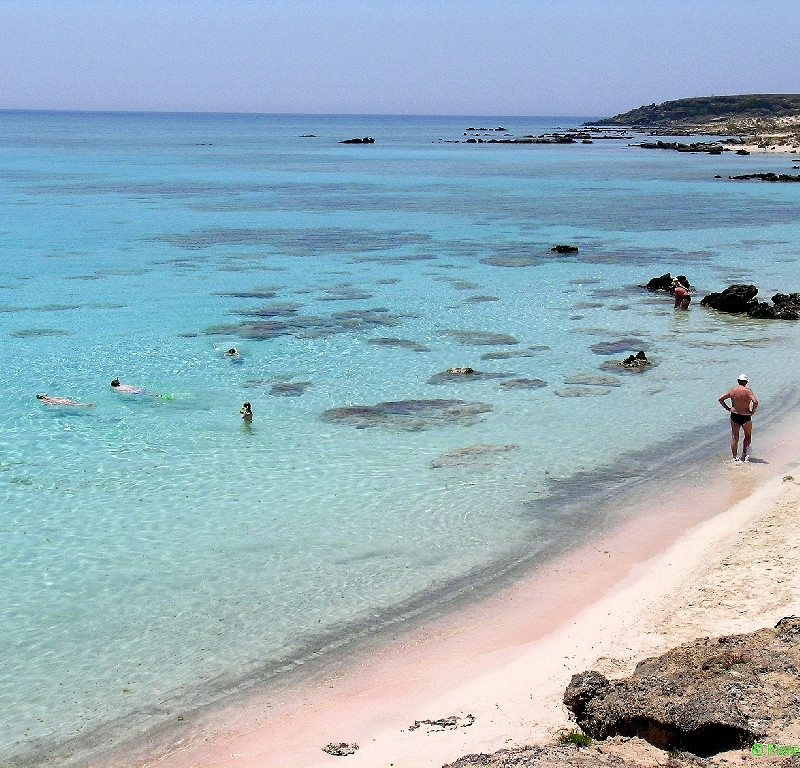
[718,374,758,462]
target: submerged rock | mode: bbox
[480,349,536,360]
[431,444,518,469]
[551,244,579,254]
[480,254,541,268]
[428,369,514,384]
[554,386,611,397]
[563,373,622,387]
[590,337,648,355]
[440,329,520,346]
[364,337,430,352]
[564,616,800,757]
[499,378,547,389]
[269,381,312,396]
[322,399,492,430]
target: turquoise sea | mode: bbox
[2,112,800,765]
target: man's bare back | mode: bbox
[718,375,758,461]
[721,384,758,415]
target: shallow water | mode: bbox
[1,111,800,763]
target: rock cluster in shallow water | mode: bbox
[700,284,800,320]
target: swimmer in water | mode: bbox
[224,347,241,358]
[240,402,253,422]
[110,378,164,397]
[36,394,95,407]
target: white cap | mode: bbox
[737,373,748,382]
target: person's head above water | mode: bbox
[110,378,120,387]
[226,348,238,355]
[36,393,46,400]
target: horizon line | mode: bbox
[0,107,603,120]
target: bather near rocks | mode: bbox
[563,616,800,757]
[641,273,691,292]
[700,284,800,319]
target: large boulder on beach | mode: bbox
[563,616,800,757]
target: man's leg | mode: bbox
[741,421,753,460]
[730,421,740,459]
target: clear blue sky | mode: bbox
[0,0,796,116]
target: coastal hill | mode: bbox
[594,94,800,127]
[592,94,800,150]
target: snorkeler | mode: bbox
[110,378,165,397]
[240,402,253,422]
[224,347,241,358]
[36,394,95,407]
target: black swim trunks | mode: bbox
[730,412,751,426]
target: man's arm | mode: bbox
[718,390,732,411]
[750,392,759,415]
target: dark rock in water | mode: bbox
[564,373,621,387]
[729,172,800,182]
[735,148,750,155]
[700,283,759,313]
[364,337,430,352]
[428,368,514,384]
[463,294,500,303]
[554,386,611,397]
[215,289,279,299]
[620,350,650,369]
[551,244,579,254]
[480,350,535,360]
[322,399,492,430]
[701,285,800,319]
[499,378,547,389]
[339,137,375,144]
[638,140,723,154]
[10,327,72,338]
[269,381,312,396]
[431,444,518,469]
[440,329,519,346]
[564,616,800,757]
[323,742,359,756]
[480,254,541,268]
[641,273,690,292]
[590,337,648,355]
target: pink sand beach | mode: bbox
[105,409,800,768]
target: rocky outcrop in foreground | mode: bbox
[563,616,800,757]
[700,284,800,319]
[443,743,652,768]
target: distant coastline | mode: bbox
[592,93,800,152]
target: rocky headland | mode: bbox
[592,94,800,152]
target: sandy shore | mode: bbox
[128,413,800,768]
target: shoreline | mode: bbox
[100,399,800,768]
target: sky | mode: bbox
[0,0,797,117]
